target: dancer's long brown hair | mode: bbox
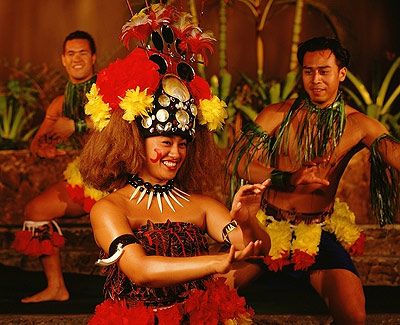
[79,109,223,195]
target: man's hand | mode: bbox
[30,134,66,158]
[291,158,330,190]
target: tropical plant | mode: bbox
[343,57,400,136]
[0,80,39,149]
[0,59,65,149]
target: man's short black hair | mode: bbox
[297,37,350,69]
[63,30,96,54]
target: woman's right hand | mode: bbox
[214,241,263,274]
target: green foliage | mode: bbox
[343,57,400,135]
[0,80,39,148]
[211,70,299,148]
[0,59,65,149]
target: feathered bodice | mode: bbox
[102,220,210,307]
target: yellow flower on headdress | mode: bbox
[85,84,112,131]
[198,95,228,131]
[119,86,154,122]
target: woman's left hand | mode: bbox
[230,179,270,226]
[215,240,264,274]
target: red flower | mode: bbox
[12,230,32,253]
[188,75,212,103]
[184,33,214,65]
[83,197,96,213]
[24,238,41,257]
[66,184,85,204]
[52,232,65,248]
[121,24,153,47]
[292,250,316,271]
[40,239,55,255]
[184,278,252,323]
[349,232,366,256]
[264,252,291,271]
[96,48,160,110]
[89,300,154,325]
[156,304,182,325]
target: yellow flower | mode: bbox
[292,222,322,255]
[257,210,292,260]
[63,158,83,186]
[198,95,228,130]
[325,199,361,247]
[224,312,253,325]
[85,84,112,131]
[119,87,153,122]
[84,185,108,201]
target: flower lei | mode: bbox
[258,198,365,271]
[63,157,108,212]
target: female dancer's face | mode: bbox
[141,135,188,184]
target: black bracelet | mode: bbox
[222,220,238,245]
[270,169,295,191]
[108,234,138,256]
[75,119,88,133]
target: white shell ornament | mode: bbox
[141,116,153,128]
[156,109,169,122]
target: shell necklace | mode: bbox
[127,174,190,213]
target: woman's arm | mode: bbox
[90,197,260,288]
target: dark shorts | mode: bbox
[279,231,358,280]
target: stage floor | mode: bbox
[1,263,400,317]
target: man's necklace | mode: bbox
[127,174,190,213]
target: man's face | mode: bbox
[302,49,347,107]
[61,39,96,84]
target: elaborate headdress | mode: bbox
[85,4,227,140]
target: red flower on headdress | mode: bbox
[96,48,160,110]
[120,5,178,48]
[180,30,215,65]
[188,75,212,103]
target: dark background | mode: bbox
[1,0,399,88]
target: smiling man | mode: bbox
[229,37,400,324]
[12,31,100,303]
[30,30,96,157]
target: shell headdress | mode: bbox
[85,4,227,139]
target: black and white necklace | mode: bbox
[127,174,190,213]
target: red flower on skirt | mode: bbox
[264,251,291,271]
[292,250,316,271]
[349,232,366,256]
[89,300,154,325]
